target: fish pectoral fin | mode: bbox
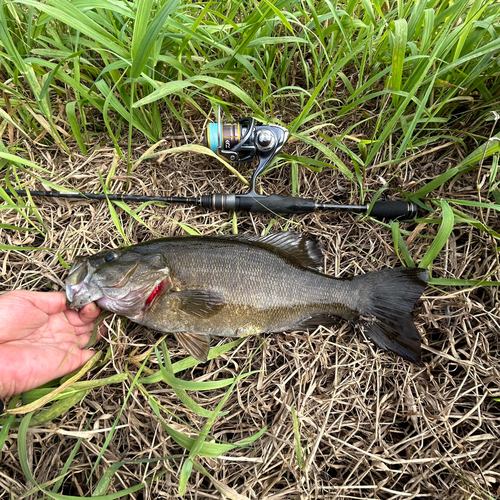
[172,289,225,318]
[175,332,211,362]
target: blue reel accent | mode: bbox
[207,123,220,153]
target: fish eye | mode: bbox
[105,251,118,262]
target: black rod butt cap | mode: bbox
[370,201,418,220]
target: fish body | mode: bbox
[66,233,428,363]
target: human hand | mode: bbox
[0,290,103,401]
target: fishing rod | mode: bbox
[13,190,417,219]
[13,109,418,220]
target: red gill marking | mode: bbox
[145,280,164,308]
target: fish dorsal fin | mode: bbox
[171,290,224,318]
[175,332,211,362]
[240,232,324,271]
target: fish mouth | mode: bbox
[66,260,102,310]
[66,281,86,310]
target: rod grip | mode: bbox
[235,194,317,214]
[369,201,417,220]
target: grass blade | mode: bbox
[155,343,221,418]
[130,0,180,79]
[66,101,88,154]
[291,407,305,469]
[390,19,407,107]
[419,200,454,269]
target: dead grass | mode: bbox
[0,108,500,499]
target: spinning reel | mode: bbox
[203,107,289,193]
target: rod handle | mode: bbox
[369,201,418,220]
[235,194,317,214]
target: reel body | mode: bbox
[203,114,289,193]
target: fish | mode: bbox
[66,232,429,364]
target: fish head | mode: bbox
[66,247,171,319]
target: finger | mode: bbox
[0,342,101,399]
[74,320,107,340]
[11,290,68,315]
[64,302,101,327]
[79,302,101,322]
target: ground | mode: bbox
[0,107,499,499]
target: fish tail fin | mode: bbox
[353,267,429,364]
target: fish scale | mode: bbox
[168,238,349,307]
[144,240,333,335]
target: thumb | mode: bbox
[79,302,101,323]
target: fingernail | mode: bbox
[87,302,97,313]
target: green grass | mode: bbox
[1,0,499,497]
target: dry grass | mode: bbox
[1,107,500,500]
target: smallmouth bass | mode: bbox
[66,232,429,363]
